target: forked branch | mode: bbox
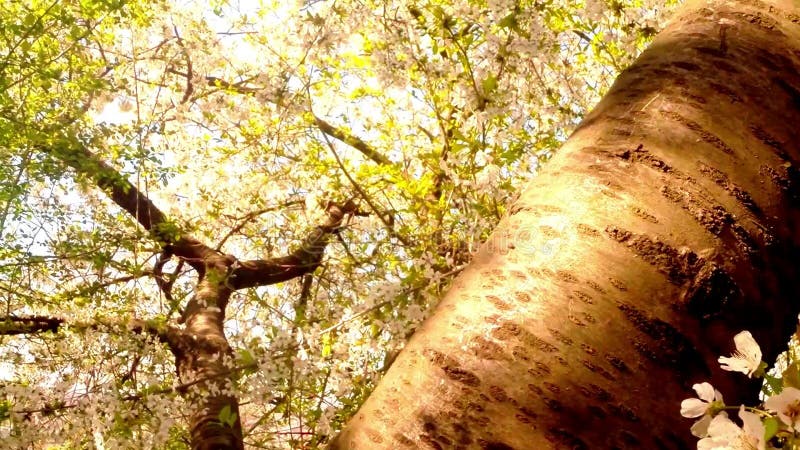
[228,200,362,289]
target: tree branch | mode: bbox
[172,25,194,105]
[214,200,303,252]
[194,73,392,165]
[312,116,392,165]
[0,315,61,335]
[321,133,412,247]
[46,137,217,272]
[0,315,181,348]
[228,200,360,290]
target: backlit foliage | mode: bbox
[0,0,677,447]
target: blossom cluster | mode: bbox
[681,331,800,449]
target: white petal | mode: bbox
[694,382,716,402]
[718,331,763,377]
[697,437,727,450]
[765,386,800,430]
[681,398,709,418]
[690,414,713,437]
[697,438,712,450]
[706,412,740,437]
[733,331,762,361]
[718,356,752,375]
[698,412,738,450]
[739,406,766,450]
[765,386,800,410]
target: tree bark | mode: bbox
[170,254,242,450]
[329,0,800,448]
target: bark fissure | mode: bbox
[329,0,800,448]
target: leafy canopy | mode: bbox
[0,0,676,447]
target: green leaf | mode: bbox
[498,12,517,30]
[783,362,800,389]
[237,349,256,367]
[431,5,445,20]
[321,333,332,357]
[481,75,498,95]
[763,416,779,441]
[0,400,11,422]
[218,404,237,427]
[764,373,783,396]
[23,13,37,27]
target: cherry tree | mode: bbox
[0,0,674,448]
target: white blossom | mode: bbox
[718,331,763,377]
[765,386,800,432]
[474,164,501,190]
[697,407,764,450]
[681,382,724,437]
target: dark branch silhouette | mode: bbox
[0,315,180,346]
[48,137,360,290]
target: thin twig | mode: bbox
[214,200,303,251]
[319,132,412,247]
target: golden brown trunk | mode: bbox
[329,0,800,448]
[176,265,244,450]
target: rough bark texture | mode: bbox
[175,258,243,450]
[329,0,800,448]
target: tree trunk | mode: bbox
[174,258,244,450]
[329,0,800,448]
